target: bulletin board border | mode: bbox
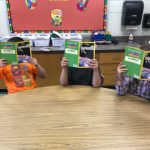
[6,0,107,34]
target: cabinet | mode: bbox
[99,52,124,86]
[33,53,63,87]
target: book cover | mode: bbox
[16,41,32,63]
[79,42,95,68]
[141,51,150,80]
[64,40,95,68]
[64,40,80,67]
[0,42,18,64]
[0,41,32,64]
[123,46,144,79]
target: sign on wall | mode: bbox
[6,0,107,33]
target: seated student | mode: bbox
[0,37,46,93]
[60,57,104,87]
[115,45,150,100]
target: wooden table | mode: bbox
[0,85,150,150]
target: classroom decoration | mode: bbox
[51,9,62,26]
[25,0,37,10]
[77,0,90,11]
[64,41,95,68]
[123,46,150,80]
[6,0,108,33]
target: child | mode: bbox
[115,45,150,100]
[0,37,46,93]
[60,57,104,87]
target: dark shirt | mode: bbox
[68,67,103,86]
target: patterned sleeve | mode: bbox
[115,75,130,96]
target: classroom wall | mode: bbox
[108,0,150,36]
[0,0,150,36]
[0,0,9,36]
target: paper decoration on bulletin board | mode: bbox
[25,0,37,10]
[6,0,107,33]
[51,9,62,26]
[77,0,90,11]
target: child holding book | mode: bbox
[0,37,46,93]
[115,45,150,100]
[60,57,104,87]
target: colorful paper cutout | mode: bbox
[51,9,62,26]
[77,0,89,11]
[25,0,37,9]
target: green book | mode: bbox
[123,46,150,80]
[64,40,79,67]
[0,42,17,64]
[0,41,32,64]
[64,40,95,68]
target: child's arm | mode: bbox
[60,57,69,86]
[88,59,103,87]
[115,63,129,95]
[30,58,46,78]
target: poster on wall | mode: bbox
[6,0,106,33]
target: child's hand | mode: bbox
[0,59,8,67]
[61,57,68,68]
[88,59,99,70]
[117,63,128,75]
[30,58,38,66]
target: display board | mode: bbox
[6,0,107,33]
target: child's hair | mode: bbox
[8,37,24,42]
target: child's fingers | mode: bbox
[88,59,97,63]
[63,59,68,62]
[119,65,127,69]
[30,60,35,64]
[1,59,7,62]
[88,63,97,68]
[62,62,68,66]
[62,60,68,64]
[1,59,7,63]
[2,60,8,63]
[62,61,68,65]
[120,69,128,72]
[62,57,68,61]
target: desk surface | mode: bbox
[0,85,150,150]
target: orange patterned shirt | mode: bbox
[0,63,38,93]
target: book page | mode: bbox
[0,42,17,64]
[79,42,95,68]
[141,52,150,80]
[16,41,32,63]
[64,40,79,67]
